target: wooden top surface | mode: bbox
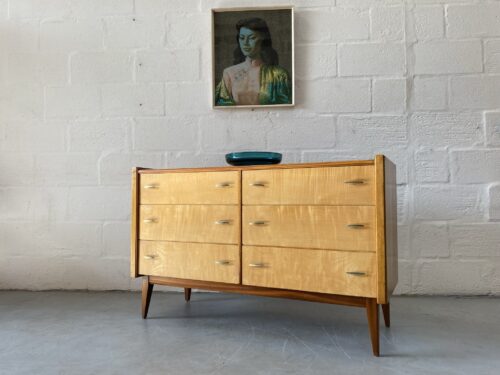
[137,159,376,174]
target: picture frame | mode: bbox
[211,6,295,109]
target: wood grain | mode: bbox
[382,303,390,327]
[366,298,380,356]
[384,157,398,300]
[375,155,387,304]
[184,288,191,302]
[375,155,398,304]
[139,240,240,284]
[130,167,141,278]
[139,205,240,244]
[242,246,377,297]
[132,156,397,357]
[243,166,375,205]
[148,276,368,307]
[243,205,376,251]
[140,171,240,204]
[138,160,375,174]
[141,276,153,319]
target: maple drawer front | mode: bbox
[140,171,240,204]
[243,205,375,251]
[243,166,374,205]
[140,241,240,284]
[140,205,240,244]
[242,246,376,297]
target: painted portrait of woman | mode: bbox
[212,8,294,108]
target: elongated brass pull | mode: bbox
[344,179,366,185]
[216,182,232,188]
[346,271,366,276]
[215,260,231,265]
[249,263,265,268]
[143,255,156,260]
[215,219,232,225]
[249,221,268,226]
[249,181,267,187]
[347,223,365,229]
[143,218,158,223]
[144,184,159,189]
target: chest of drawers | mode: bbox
[130,156,397,356]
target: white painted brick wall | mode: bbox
[71,52,134,84]
[450,224,500,257]
[414,185,484,220]
[300,78,371,113]
[7,53,67,84]
[412,222,449,258]
[102,84,165,116]
[484,40,500,74]
[372,78,406,113]
[447,3,500,38]
[414,148,449,183]
[136,49,199,82]
[1,0,499,295]
[104,16,164,50]
[451,150,500,183]
[488,183,500,221]
[295,44,337,80]
[338,42,405,76]
[40,20,103,53]
[413,6,444,40]
[414,41,482,74]
[296,8,369,43]
[485,111,500,147]
[411,77,447,110]
[449,76,500,110]
[410,113,483,147]
[414,261,494,295]
[45,86,101,117]
[370,6,404,41]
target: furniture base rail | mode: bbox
[141,276,390,357]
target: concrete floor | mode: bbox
[0,292,499,375]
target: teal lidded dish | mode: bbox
[225,151,282,166]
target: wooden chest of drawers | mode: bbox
[130,156,397,356]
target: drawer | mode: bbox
[242,246,376,297]
[243,205,375,251]
[139,240,240,283]
[243,166,374,205]
[140,171,240,204]
[140,205,240,244]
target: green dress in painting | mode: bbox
[215,65,292,106]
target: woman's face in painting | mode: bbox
[238,27,262,59]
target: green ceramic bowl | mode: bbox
[225,151,282,166]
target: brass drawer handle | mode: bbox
[347,223,365,229]
[346,271,366,276]
[249,221,268,226]
[143,255,156,260]
[249,263,265,268]
[215,219,232,225]
[344,179,366,185]
[144,184,159,189]
[143,218,158,223]
[216,182,232,188]
[215,260,231,265]
[249,181,267,187]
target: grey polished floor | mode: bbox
[0,292,499,375]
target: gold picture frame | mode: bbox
[211,6,295,109]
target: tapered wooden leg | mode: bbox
[381,303,390,327]
[142,277,154,319]
[184,288,191,302]
[366,298,380,357]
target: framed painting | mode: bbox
[211,6,294,109]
